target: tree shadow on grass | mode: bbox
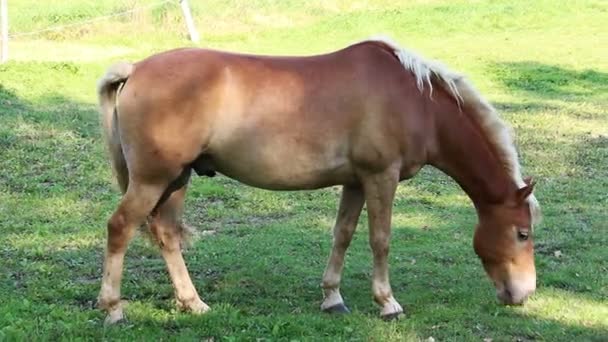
[0,84,100,138]
[487,62,608,124]
[490,62,608,99]
[537,132,607,299]
[3,221,607,340]
[0,84,115,243]
[1,82,606,340]
[3,196,605,340]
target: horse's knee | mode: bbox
[106,212,130,252]
[107,211,125,233]
[370,237,389,257]
[334,236,353,251]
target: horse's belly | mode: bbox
[209,144,355,190]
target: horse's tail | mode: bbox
[97,62,134,194]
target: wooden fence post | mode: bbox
[179,0,199,43]
[1,0,8,63]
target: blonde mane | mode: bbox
[366,36,541,225]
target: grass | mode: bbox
[1,0,607,340]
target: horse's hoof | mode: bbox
[177,298,210,314]
[381,311,404,321]
[104,307,125,325]
[322,303,351,314]
[379,297,404,320]
[189,300,211,315]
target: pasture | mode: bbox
[0,0,606,340]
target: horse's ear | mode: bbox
[516,178,536,203]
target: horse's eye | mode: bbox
[517,230,529,241]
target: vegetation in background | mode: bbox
[1,0,606,340]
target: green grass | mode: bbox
[1,0,607,340]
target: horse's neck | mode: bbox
[428,101,516,209]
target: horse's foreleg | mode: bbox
[98,181,166,325]
[321,185,365,313]
[362,168,404,320]
[149,186,209,314]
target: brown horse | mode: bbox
[96,36,541,324]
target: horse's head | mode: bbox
[473,180,538,305]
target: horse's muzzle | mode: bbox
[497,278,536,305]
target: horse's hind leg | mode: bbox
[321,185,365,313]
[148,184,209,314]
[98,181,167,324]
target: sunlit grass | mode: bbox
[524,289,608,328]
[9,41,133,62]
